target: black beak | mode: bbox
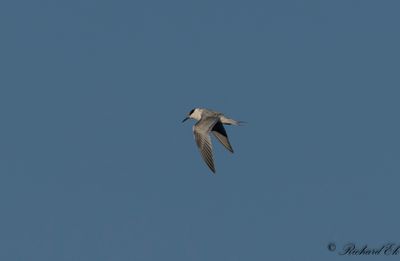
[182,117,189,123]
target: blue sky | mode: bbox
[1,0,400,260]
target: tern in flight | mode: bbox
[182,108,243,173]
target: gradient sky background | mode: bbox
[1,0,400,260]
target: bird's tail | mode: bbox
[221,116,246,126]
[237,120,246,126]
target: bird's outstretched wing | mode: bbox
[193,117,219,173]
[212,121,234,153]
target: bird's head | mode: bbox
[182,108,201,122]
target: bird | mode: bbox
[182,108,243,173]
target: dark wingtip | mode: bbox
[208,165,216,174]
[207,164,216,174]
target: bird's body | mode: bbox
[182,108,242,173]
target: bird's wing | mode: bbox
[193,117,219,173]
[212,121,234,153]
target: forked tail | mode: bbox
[221,116,246,126]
